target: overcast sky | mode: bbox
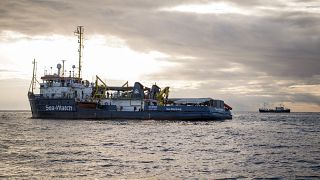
[0,0,319,111]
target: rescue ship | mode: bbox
[27,26,232,120]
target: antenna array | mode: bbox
[74,26,84,79]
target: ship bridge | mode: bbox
[39,64,92,101]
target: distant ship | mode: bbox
[259,104,290,113]
[27,26,232,120]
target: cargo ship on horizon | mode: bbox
[28,26,232,120]
[259,103,290,113]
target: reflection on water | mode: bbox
[0,111,319,179]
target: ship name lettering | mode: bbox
[45,105,73,111]
[166,108,182,111]
[148,106,157,111]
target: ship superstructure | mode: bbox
[28,26,232,120]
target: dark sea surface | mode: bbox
[0,111,319,179]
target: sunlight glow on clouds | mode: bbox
[161,2,251,15]
[160,1,320,16]
[218,63,244,73]
[83,35,174,81]
[288,85,320,96]
[276,0,320,14]
[0,31,174,82]
[0,31,77,79]
[219,85,265,95]
[258,5,320,14]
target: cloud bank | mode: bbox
[0,0,319,111]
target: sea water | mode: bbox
[0,111,319,179]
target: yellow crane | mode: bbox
[122,81,128,87]
[156,87,170,106]
[93,75,107,99]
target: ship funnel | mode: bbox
[150,85,160,99]
[57,63,62,76]
[132,82,144,99]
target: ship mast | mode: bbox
[29,58,37,94]
[74,26,84,79]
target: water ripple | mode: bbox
[0,111,319,178]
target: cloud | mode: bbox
[0,0,319,111]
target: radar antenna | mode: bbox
[62,60,66,77]
[74,26,84,79]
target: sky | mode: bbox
[0,0,319,111]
